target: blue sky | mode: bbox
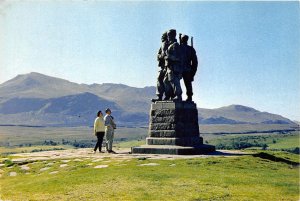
[0,1,299,120]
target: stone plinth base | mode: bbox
[131,144,215,155]
[131,101,215,155]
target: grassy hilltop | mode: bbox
[0,126,299,200]
[0,150,299,201]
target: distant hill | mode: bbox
[0,72,296,127]
[0,72,154,114]
[293,120,300,125]
[0,72,88,99]
[198,105,295,125]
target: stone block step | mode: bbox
[149,130,199,137]
[146,137,203,146]
[131,144,216,155]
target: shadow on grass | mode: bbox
[206,150,251,156]
[208,151,299,166]
[252,152,299,167]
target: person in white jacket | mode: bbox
[93,111,105,153]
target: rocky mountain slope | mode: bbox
[0,72,296,126]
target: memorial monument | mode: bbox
[132,29,215,155]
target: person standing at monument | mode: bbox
[163,29,183,101]
[93,111,105,153]
[104,108,116,153]
[180,35,198,102]
[152,31,169,102]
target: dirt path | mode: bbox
[8,148,250,164]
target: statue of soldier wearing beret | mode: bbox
[152,32,169,102]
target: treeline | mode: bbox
[212,135,299,155]
[277,148,299,154]
[215,142,299,154]
[202,130,297,135]
[46,138,130,148]
[62,138,128,148]
[15,140,95,149]
[60,139,94,148]
[212,135,272,150]
[31,147,65,152]
[14,138,131,150]
[215,142,268,150]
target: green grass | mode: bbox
[268,134,299,149]
[115,140,145,148]
[0,153,299,201]
[0,145,73,155]
[203,131,299,151]
[0,126,299,200]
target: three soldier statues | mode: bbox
[132,29,216,155]
[152,29,198,103]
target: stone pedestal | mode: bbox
[131,101,215,155]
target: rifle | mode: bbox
[179,33,182,45]
[191,36,193,47]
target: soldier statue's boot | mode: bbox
[164,95,173,101]
[173,96,182,102]
[186,96,192,102]
[151,96,162,103]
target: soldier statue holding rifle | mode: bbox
[132,29,216,155]
[179,34,198,102]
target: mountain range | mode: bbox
[0,72,296,127]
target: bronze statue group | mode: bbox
[152,29,198,102]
